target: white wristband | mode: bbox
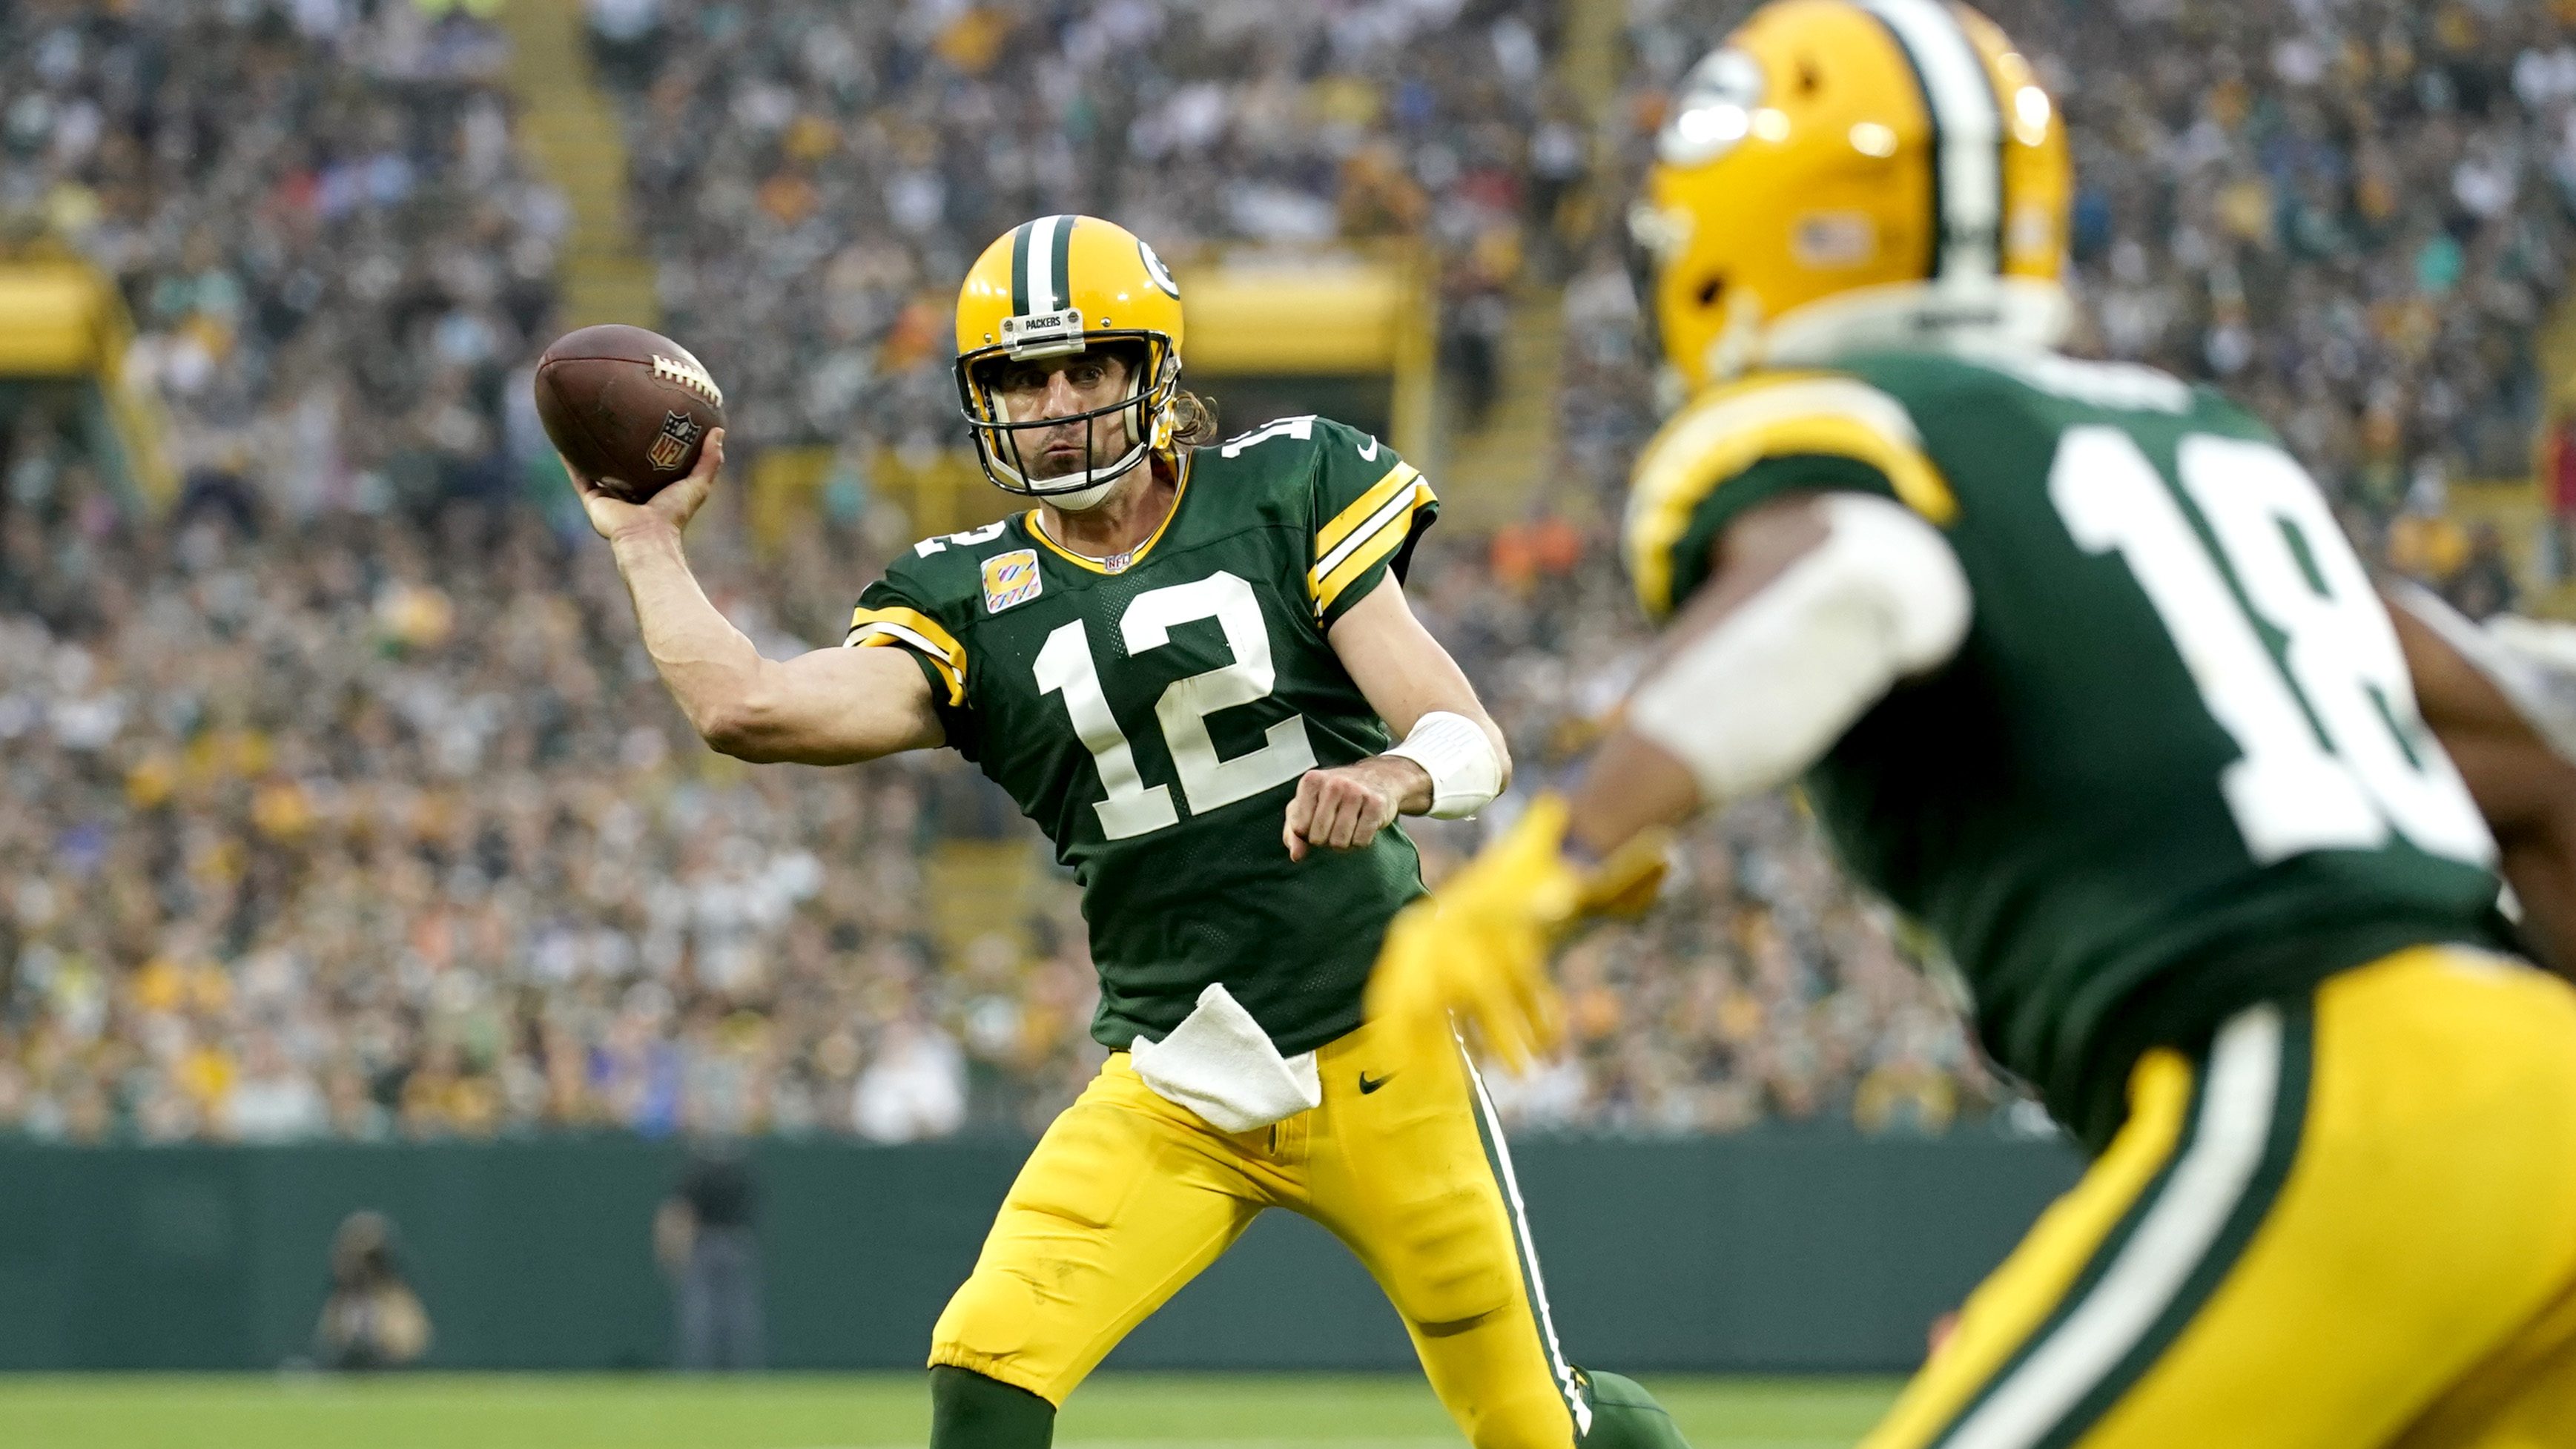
[1383,710,1504,819]
[1628,492,1969,804]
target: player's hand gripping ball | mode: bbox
[533,325,726,504]
[1367,795,1671,1072]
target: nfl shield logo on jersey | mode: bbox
[980,549,1043,613]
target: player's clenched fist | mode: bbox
[1282,755,1430,862]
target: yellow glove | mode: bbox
[1366,796,1671,1073]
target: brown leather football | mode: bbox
[532,324,726,503]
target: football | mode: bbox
[532,324,727,503]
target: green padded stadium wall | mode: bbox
[0,1130,2080,1372]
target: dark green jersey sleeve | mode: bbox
[1655,453,1903,615]
[1619,371,1959,621]
[1302,417,1439,627]
[848,554,981,759]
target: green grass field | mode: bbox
[0,1373,1900,1449]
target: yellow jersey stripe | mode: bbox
[1625,374,1956,617]
[845,606,967,707]
[1316,461,1423,559]
[1310,478,1432,617]
[1315,472,1430,584]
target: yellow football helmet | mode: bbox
[954,214,1187,502]
[1634,0,2072,395]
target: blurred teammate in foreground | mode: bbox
[569,215,1688,1448]
[1372,2,2576,1445]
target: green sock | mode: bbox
[929,1365,1056,1449]
[1576,1368,1694,1449]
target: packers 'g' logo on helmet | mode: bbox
[954,214,1187,502]
[1635,0,2072,394]
[1137,237,1180,298]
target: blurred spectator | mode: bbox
[2448,522,2523,619]
[586,0,666,92]
[315,1210,432,1370]
[225,1029,328,1142]
[2543,409,2576,584]
[656,1138,764,1371]
[853,1017,968,1143]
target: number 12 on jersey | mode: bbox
[2050,426,2493,868]
[1034,570,1318,840]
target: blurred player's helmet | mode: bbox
[1634,0,2072,397]
[954,214,1186,509]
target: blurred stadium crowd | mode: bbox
[0,0,2567,1143]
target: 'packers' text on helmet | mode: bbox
[954,214,1186,509]
[1634,0,2072,395]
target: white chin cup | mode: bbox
[994,435,1146,509]
[1627,492,1970,805]
[1039,473,1121,512]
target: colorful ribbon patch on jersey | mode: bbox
[980,549,1044,613]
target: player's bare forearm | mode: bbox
[1565,728,1705,859]
[1289,574,1510,859]
[606,522,764,738]
[2498,820,2576,981]
[607,526,942,765]
[2394,597,2576,979]
[1327,573,1510,767]
[1564,497,1831,858]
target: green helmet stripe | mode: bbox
[1048,215,1075,312]
[1008,220,1034,317]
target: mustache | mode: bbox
[1013,417,1127,477]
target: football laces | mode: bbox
[651,353,724,406]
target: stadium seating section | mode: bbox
[0,0,2566,1142]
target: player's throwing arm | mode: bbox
[542,349,945,768]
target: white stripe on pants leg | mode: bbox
[1939,1005,2287,1449]
[1460,1037,1591,1438]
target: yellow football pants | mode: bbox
[931,1016,1588,1449]
[1864,945,2576,1449]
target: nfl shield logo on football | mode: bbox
[646,410,701,472]
[981,549,1043,613]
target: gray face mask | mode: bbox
[957,337,1175,505]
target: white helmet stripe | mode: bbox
[1025,214,1065,314]
[1864,0,2001,280]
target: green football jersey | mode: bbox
[848,415,1437,1056]
[1625,349,2513,1147]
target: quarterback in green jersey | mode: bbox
[565,214,1690,1449]
[1373,3,2576,1447]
